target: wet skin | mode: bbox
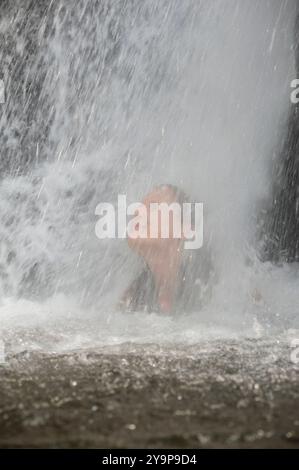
[127,186,185,313]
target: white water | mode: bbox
[0,0,298,355]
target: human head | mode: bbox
[127,184,189,257]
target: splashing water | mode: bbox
[0,0,298,356]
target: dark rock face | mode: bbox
[266,111,299,263]
[0,0,123,177]
[264,12,299,263]
[0,0,154,178]
[0,0,58,177]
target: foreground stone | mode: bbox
[0,339,299,448]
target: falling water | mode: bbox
[0,0,298,356]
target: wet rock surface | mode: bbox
[0,338,299,448]
[264,10,299,263]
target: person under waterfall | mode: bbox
[119,184,213,314]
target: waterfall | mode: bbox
[0,0,298,353]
